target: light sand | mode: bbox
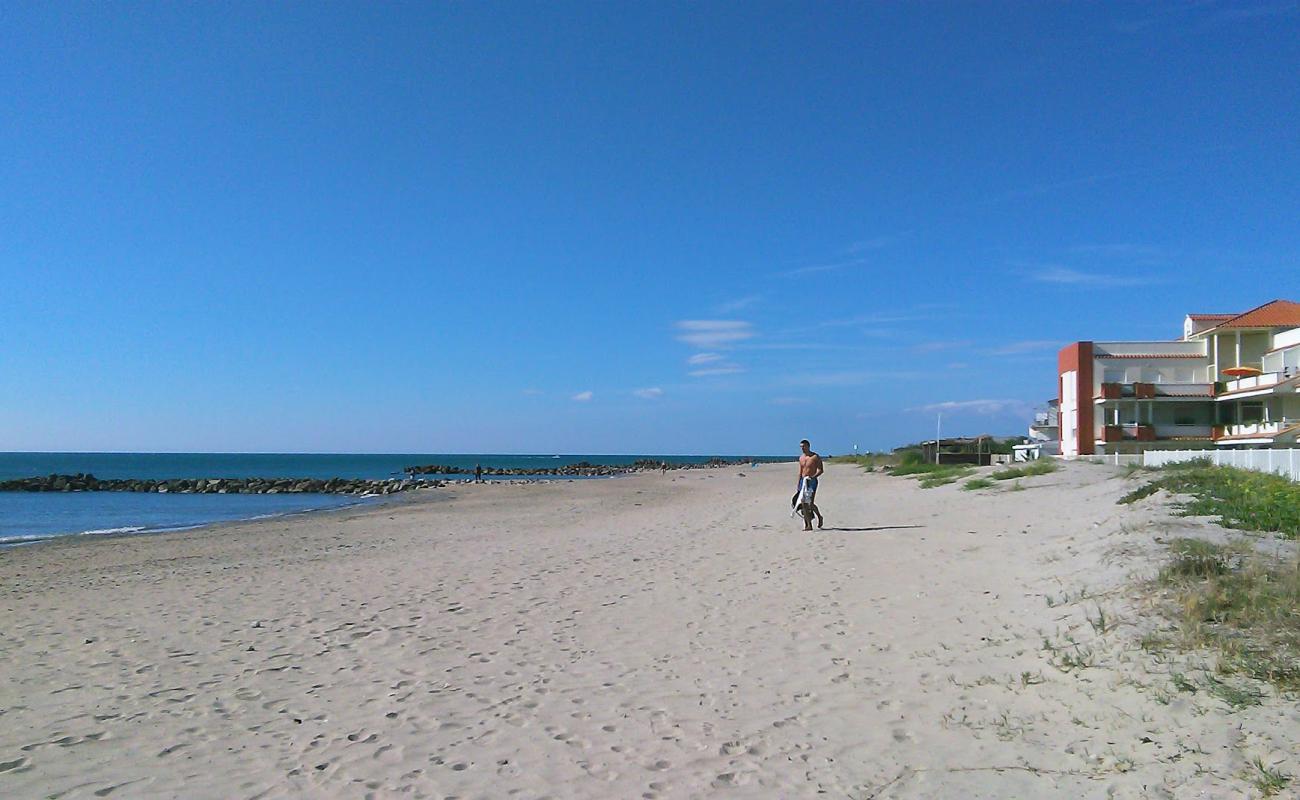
[2,462,1298,798]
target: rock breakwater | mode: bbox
[0,474,442,495]
[403,457,760,477]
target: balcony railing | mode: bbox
[1098,382,1215,400]
[1152,424,1214,439]
[1094,341,1206,357]
[1220,419,1300,438]
[1222,368,1299,394]
[1099,424,1156,442]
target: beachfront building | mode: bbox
[1058,300,1300,457]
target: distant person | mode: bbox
[474,463,483,483]
[793,439,824,531]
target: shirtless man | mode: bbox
[795,439,824,531]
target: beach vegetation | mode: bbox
[917,467,974,488]
[1086,606,1118,635]
[886,452,976,487]
[1151,536,1300,694]
[830,452,899,471]
[1250,756,1292,797]
[962,477,994,490]
[1048,643,1095,672]
[990,460,1058,481]
[1119,464,1300,538]
[1170,672,1197,694]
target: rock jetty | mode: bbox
[0,474,441,495]
[403,457,760,477]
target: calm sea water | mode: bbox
[0,452,787,546]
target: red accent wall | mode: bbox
[1058,342,1095,455]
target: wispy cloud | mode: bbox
[571,391,593,402]
[689,365,745,377]
[716,294,762,314]
[912,339,972,354]
[1216,1,1299,20]
[1117,2,1297,34]
[632,387,663,399]
[1069,242,1167,260]
[843,233,908,254]
[777,258,867,279]
[782,369,923,387]
[909,398,1033,416]
[675,320,755,348]
[1023,264,1158,288]
[986,339,1061,356]
[986,166,1157,205]
[687,352,724,365]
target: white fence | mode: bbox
[1143,448,1300,482]
[1080,453,1145,467]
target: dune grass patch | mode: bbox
[1119,464,1300,539]
[962,477,994,491]
[830,453,898,471]
[990,460,1058,481]
[883,452,975,488]
[1151,537,1300,694]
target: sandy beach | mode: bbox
[3,461,1298,799]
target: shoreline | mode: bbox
[4,461,1297,798]
[0,462,772,550]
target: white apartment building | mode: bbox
[1058,299,1300,457]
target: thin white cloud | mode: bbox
[632,387,663,399]
[912,340,972,353]
[987,339,1061,356]
[1068,243,1167,262]
[1025,265,1157,288]
[716,294,761,314]
[777,258,866,279]
[689,365,745,377]
[571,391,593,402]
[675,320,755,349]
[843,233,907,254]
[909,399,1032,416]
[782,370,923,387]
[687,352,724,365]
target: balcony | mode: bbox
[1100,424,1156,443]
[1096,382,1215,401]
[1218,419,1300,439]
[1152,424,1214,439]
[1221,368,1299,396]
[1094,341,1206,357]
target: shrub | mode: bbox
[1120,465,1300,539]
[991,460,1058,481]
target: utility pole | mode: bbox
[935,413,942,464]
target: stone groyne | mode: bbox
[404,457,760,477]
[0,474,442,495]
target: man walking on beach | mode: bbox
[796,439,824,531]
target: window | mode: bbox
[1241,402,1265,423]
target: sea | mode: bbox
[0,453,789,546]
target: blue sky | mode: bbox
[2,2,1297,455]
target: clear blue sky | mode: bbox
[2,2,1297,454]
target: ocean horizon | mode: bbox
[0,452,792,545]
